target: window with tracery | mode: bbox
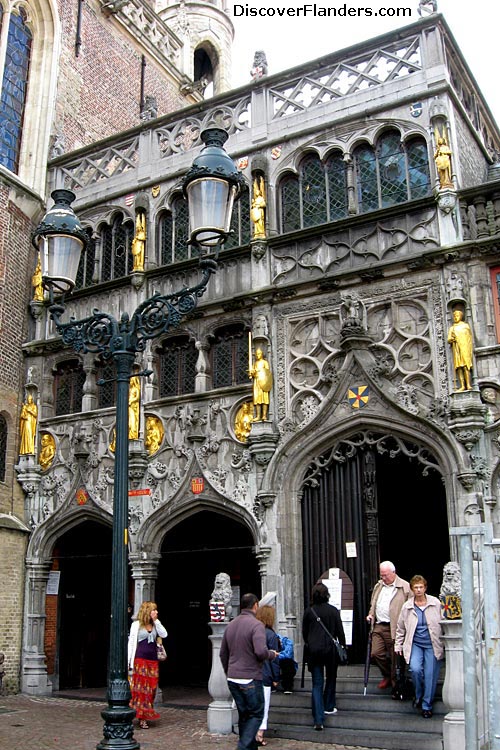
[54,361,85,416]
[211,325,248,388]
[96,358,116,409]
[75,228,96,290]
[101,213,134,281]
[354,131,431,212]
[158,336,197,397]
[279,152,348,233]
[158,196,190,266]
[0,6,32,173]
[224,189,251,249]
[0,414,7,482]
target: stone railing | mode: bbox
[458,182,500,241]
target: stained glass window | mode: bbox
[101,214,134,281]
[212,325,248,388]
[0,414,7,483]
[355,144,379,212]
[158,336,197,397]
[54,361,85,416]
[0,8,32,173]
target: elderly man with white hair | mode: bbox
[366,561,410,691]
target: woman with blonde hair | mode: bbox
[255,604,281,746]
[128,601,168,729]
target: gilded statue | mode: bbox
[434,128,453,189]
[234,402,253,442]
[249,347,272,421]
[448,309,473,391]
[145,415,164,455]
[39,432,56,470]
[251,176,266,239]
[19,394,38,455]
[32,255,44,301]
[131,211,146,272]
[129,375,141,439]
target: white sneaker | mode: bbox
[325,708,338,715]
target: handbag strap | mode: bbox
[311,606,337,642]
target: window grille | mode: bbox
[212,326,248,388]
[54,361,85,416]
[158,336,197,397]
[101,214,134,282]
[96,359,116,409]
[0,8,32,173]
[75,229,96,290]
[224,189,251,249]
[0,414,7,482]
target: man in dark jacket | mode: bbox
[220,593,278,750]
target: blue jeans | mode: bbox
[228,679,264,750]
[310,662,338,726]
[409,644,441,711]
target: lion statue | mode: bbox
[210,572,233,621]
[439,561,462,620]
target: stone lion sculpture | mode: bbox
[210,572,233,621]
[439,561,462,620]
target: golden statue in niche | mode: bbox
[248,336,273,421]
[128,374,141,439]
[19,394,38,455]
[434,127,453,189]
[39,432,56,470]
[251,176,266,239]
[32,255,44,301]
[234,402,253,442]
[145,416,164,455]
[131,211,146,271]
[448,309,473,391]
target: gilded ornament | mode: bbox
[19,394,37,455]
[234,402,253,442]
[131,211,146,271]
[145,415,164,455]
[434,127,453,189]
[39,432,56,470]
[248,338,272,421]
[128,375,141,439]
[251,176,266,239]
[447,309,473,391]
[32,255,44,301]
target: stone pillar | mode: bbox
[129,552,161,607]
[441,619,465,750]
[207,621,236,734]
[21,560,52,695]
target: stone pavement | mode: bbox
[0,693,374,750]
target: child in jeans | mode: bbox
[278,635,298,694]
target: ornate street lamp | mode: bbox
[32,128,244,750]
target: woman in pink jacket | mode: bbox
[395,575,443,719]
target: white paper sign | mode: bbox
[324,577,342,609]
[345,542,357,558]
[47,571,60,595]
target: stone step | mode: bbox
[265,723,444,750]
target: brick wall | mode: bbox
[0,527,28,693]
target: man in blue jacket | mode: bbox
[220,593,278,750]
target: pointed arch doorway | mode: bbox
[157,510,259,686]
[302,431,450,662]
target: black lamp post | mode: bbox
[32,128,244,750]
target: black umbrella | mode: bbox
[393,653,413,701]
[363,630,372,695]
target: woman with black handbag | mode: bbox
[302,582,346,730]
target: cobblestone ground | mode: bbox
[0,694,374,750]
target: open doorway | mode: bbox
[157,510,259,686]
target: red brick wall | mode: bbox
[44,560,60,676]
[54,0,189,152]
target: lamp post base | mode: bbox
[96,704,139,750]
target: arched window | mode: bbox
[0,6,32,173]
[224,188,251,249]
[0,414,7,482]
[211,325,248,388]
[158,196,190,266]
[54,361,85,416]
[158,336,197,397]
[75,228,96,290]
[96,358,116,409]
[101,213,134,281]
[355,131,431,213]
[279,152,348,232]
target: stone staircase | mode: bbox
[267,665,444,750]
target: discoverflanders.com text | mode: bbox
[233,4,412,17]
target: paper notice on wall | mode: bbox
[47,571,60,595]
[340,610,353,645]
[345,542,357,558]
[323,577,342,609]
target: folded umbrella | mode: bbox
[363,630,372,696]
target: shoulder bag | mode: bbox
[310,607,348,665]
[156,637,167,661]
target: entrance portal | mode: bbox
[302,434,449,662]
[53,520,112,689]
[157,511,259,685]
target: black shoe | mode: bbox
[314,724,324,730]
[421,709,433,719]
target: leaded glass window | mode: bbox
[225,189,251,249]
[326,152,348,221]
[378,131,407,207]
[157,196,192,265]
[0,414,7,483]
[54,361,85,416]
[158,336,197,397]
[101,214,134,282]
[280,175,301,233]
[96,358,116,409]
[0,8,32,173]
[407,138,431,199]
[302,155,327,228]
[355,144,379,212]
[75,229,96,290]
[212,325,248,388]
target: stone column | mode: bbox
[21,559,52,695]
[129,552,161,607]
[207,621,237,734]
[441,619,465,750]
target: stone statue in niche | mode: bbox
[434,126,453,189]
[32,255,44,301]
[234,402,253,442]
[210,572,233,621]
[251,176,266,239]
[131,211,146,272]
[19,394,38,455]
[39,433,56,470]
[439,561,462,620]
[447,309,473,391]
[249,345,273,421]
